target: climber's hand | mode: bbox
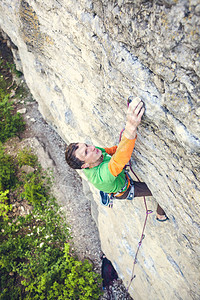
[124,97,145,139]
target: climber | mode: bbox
[65,97,168,221]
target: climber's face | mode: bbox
[75,143,102,169]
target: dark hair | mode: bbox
[65,143,85,169]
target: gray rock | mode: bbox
[21,165,35,174]
[17,108,26,114]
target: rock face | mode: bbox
[0,0,199,299]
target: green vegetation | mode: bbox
[0,165,101,299]
[0,46,102,299]
[0,93,25,142]
[0,56,25,143]
[21,167,51,206]
[0,144,16,191]
[5,61,23,78]
[0,190,12,220]
[17,147,38,168]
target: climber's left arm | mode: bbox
[108,97,145,177]
[108,135,137,176]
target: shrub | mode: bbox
[0,94,25,143]
[0,143,16,191]
[0,163,102,299]
[0,190,12,220]
[21,244,102,300]
[17,147,38,168]
[5,61,23,78]
[20,168,49,206]
[0,187,102,299]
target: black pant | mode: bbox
[115,181,165,216]
[116,181,152,199]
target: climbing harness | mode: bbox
[100,171,134,207]
[125,171,135,200]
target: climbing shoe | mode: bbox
[156,216,169,222]
[100,191,110,206]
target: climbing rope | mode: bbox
[119,98,153,292]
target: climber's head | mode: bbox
[65,143,103,169]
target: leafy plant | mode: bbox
[14,84,28,99]
[20,170,48,206]
[0,87,8,100]
[0,190,12,220]
[0,143,16,191]
[0,94,25,143]
[17,147,38,168]
[5,61,23,78]
[21,243,102,300]
[0,181,102,299]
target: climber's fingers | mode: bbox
[128,97,141,113]
[134,101,144,116]
[127,98,144,123]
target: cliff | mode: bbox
[0,0,199,299]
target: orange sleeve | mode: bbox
[108,135,137,177]
[104,146,118,156]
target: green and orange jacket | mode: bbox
[83,135,136,194]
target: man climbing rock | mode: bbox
[65,97,168,222]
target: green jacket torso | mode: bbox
[83,147,126,193]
